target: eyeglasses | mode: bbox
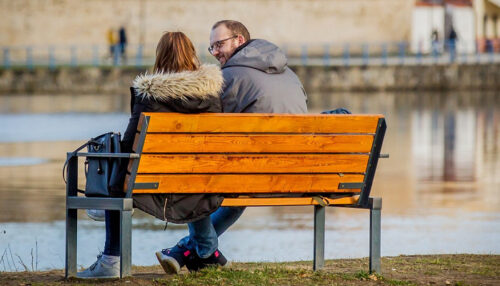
[208,35,238,54]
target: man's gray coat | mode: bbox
[221,39,308,113]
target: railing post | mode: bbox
[398,42,406,65]
[323,43,330,66]
[488,44,494,63]
[113,44,120,66]
[136,44,143,67]
[476,40,481,64]
[343,43,350,67]
[301,44,308,66]
[26,46,33,70]
[198,44,205,64]
[48,45,55,70]
[3,47,10,69]
[447,40,455,63]
[92,45,99,67]
[417,44,422,65]
[362,43,369,66]
[313,205,325,271]
[282,44,288,59]
[382,43,387,66]
[70,45,77,67]
[461,45,467,64]
[433,41,440,64]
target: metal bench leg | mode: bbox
[313,205,325,271]
[369,198,382,274]
[65,155,78,278]
[120,210,132,278]
[65,208,77,278]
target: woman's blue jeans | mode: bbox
[177,206,246,258]
[103,207,246,258]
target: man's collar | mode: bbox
[225,39,255,64]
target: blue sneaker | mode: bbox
[188,249,230,272]
[86,209,105,221]
[155,245,196,274]
[77,253,120,279]
[87,209,134,221]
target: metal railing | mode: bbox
[2,40,500,69]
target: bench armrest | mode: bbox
[67,152,140,159]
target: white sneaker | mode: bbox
[86,209,135,221]
[77,254,120,279]
[86,209,106,221]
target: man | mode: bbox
[156,20,308,274]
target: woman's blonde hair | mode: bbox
[153,32,199,73]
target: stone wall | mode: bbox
[0,64,498,96]
[0,0,413,48]
[294,64,500,92]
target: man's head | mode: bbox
[209,20,250,65]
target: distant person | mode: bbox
[119,26,127,61]
[107,28,117,59]
[77,31,224,279]
[156,20,308,275]
[447,26,458,62]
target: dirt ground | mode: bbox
[0,254,499,285]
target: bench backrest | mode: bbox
[125,113,386,207]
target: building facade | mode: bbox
[0,0,414,47]
[474,0,500,51]
[411,0,476,54]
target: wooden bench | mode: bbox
[65,113,386,278]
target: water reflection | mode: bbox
[412,103,478,182]
[0,91,499,269]
[307,91,500,213]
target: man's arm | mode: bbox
[220,68,259,113]
[220,70,240,113]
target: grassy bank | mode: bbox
[0,254,498,285]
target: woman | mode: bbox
[78,32,224,279]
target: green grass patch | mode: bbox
[1,255,498,285]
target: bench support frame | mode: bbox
[65,117,150,279]
[64,153,134,279]
[313,205,325,270]
[312,197,382,273]
[369,197,382,273]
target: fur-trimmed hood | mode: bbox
[133,64,223,101]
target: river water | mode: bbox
[0,91,498,271]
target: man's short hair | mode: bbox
[212,20,251,42]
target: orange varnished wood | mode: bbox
[124,174,130,191]
[139,113,382,134]
[132,134,139,152]
[124,113,385,205]
[136,154,368,174]
[140,134,374,153]
[131,174,364,193]
[220,196,359,206]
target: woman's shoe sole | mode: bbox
[155,251,181,274]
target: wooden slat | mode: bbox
[136,154,368,174]
[132,174,364,193]
[140,134,374,153]
[139,113,383,134]
[221,196,359,206]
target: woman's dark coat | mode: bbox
[120,64,224,224]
